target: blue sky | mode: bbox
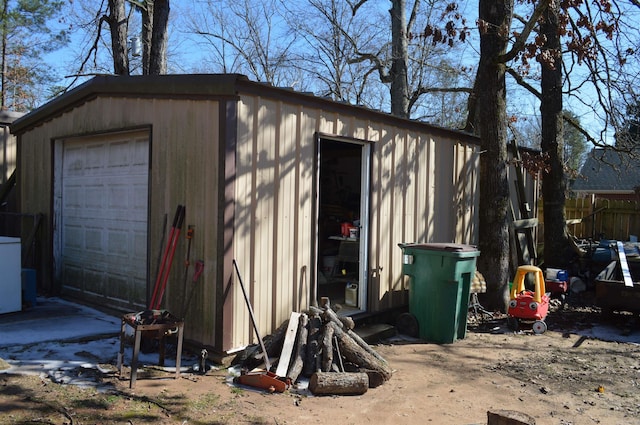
[40,0,637,146]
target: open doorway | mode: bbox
[315,137,370,315]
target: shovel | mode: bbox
[232,259,289,393]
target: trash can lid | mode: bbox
[398,242,478,252]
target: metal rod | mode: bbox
[233,259,271,371]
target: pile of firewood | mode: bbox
[232,299,392,395]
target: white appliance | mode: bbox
[0,236,21,314]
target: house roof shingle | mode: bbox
[572,148,640,194]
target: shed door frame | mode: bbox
[52,129,150,310]
[313,133,371,313]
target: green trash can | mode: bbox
[398,243,480,344]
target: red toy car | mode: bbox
[507,265,551,334]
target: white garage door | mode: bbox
[57,131,149,311]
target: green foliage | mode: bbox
[616,101,640,149]
[0,0,68,111]
[562,110,587,172]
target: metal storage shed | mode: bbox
[12,74,480,355]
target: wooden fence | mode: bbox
[539,198,640,242]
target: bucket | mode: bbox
[345,283,358,307]
[322,256,336,273]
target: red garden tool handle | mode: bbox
[150,204,185,310]
[193,260,205,282]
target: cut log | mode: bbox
[339,316,355,330]
[329,321,392,381]
[320,297,331,310]
[487,410,536,425]
[286,313,308,383]
[361,369,386,388]
[309,305,386,365]
[309,372,369,395]
[347,329,388,365]
[320,323,335,372]
[320,305,344,330]
[231,319,289,370]
[303,312,322,377]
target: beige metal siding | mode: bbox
[231,94,480,349]
[18,97,222,347]
[15,76,481,354]
[232,97,317,350]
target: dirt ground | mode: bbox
[1,298,639,425]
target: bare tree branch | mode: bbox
[348,51,391,83]
[498,0,551,63]
[348,0,370,16]
[506,67,540,98]
[65,13,110,90]
[408,85,471,113]
[407,0,420,35]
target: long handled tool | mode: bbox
[150,213,168,303]
[232,259,288,393]
[180,259,204,319]
[180,225,195,309]
[150,205,185,310]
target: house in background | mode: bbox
[572,148,640,201]
[11,74,481,356]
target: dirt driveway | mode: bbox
[1,299,639,425]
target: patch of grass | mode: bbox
[230,386,244,395]
[188,392,221,411]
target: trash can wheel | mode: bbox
[532,320,547,334]
[507,316,519,331]
[396,312,419,338]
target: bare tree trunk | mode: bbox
[389,0,409,118]
[540,1,571,268]
[141,0,153,75]
[149,0,169,75]
[108,0,129,75]
[1,0,9,109]
[475,0,514,312]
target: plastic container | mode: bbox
[345,283,358,307]
[398,243,480,344]
[0,237,22,314]
[22,268,37,308]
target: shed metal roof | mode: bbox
[10,74,479,145]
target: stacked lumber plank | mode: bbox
[232,298,392,395]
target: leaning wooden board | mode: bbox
[617,241,634,288]
[275,312,301,377]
